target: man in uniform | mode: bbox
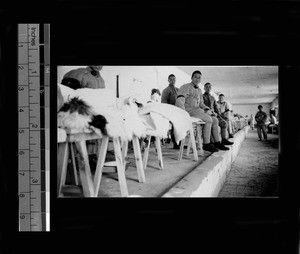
[61,66,105,89]
[161,74,179,105]
[255,105,268,141]
[203,83,233,146]
[176,70,229,153]
[161,74,180,148]
[216,94,234,139]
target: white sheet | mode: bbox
[138,103,192,143]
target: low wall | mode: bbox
[162,125,250,197]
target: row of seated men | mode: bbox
[58,67,235,154]
[160,71,235,153]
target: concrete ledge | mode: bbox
[162,125,250,197]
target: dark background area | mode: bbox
[0,0,299,253]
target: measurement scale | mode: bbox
[18,24,50,231]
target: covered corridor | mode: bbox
[218,129,279,197]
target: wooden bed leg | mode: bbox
[142,136,151,171]
[197,125,204,156]
[113,138,129,197]
[76,141,95,197]
[70,142,79,185]
[93,136,109,197]
[132,136,146,183]
[155,136,164,170]
[189,126,198,161]
[178,137,185,161]
[57,142,69,197]
[121,139,128,165]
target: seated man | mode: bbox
[61,66,106,156]
[216,94,234,138]
[203,83,233,146]
[150,88,161,102]
[161,74,179,105]
[268,109,278,133]
[175,70,229,153]
[255,105,268,141]
[161,74,180,148]
[61,66,105,89]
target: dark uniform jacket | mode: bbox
[62,66,105,89]
[161,85,179,105]
[203,92,219,114]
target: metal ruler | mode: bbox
[18,24,50,231]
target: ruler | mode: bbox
[18,24,50,231]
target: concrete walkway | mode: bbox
[218,129,279,197]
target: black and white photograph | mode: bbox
[57,65,279,198]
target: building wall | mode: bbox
[270,96,279,109]
[231,103,271,118]
[57,66,191,103]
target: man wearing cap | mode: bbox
[203,83,233,146]
[176,70,229,153]
[255,105,268,141]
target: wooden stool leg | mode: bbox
[93,136,109,196]
[155,136,164,170]
[178,137,185,161]
[197,125,204,156]
[132,136,146,183]
[57,142,69,197]
[113,138,129,197]
[189,126,198,161]
[76,141,95,197]
[96,139,101,159]
[186,134,191,157]
[142,135,151,171]
[121,140,128,165]
[70,142,79,185]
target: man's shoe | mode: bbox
[229,134,234,139]
[203,143,219,153]
[222,138,234,145]
[214,142,230,150]
[173,145,180,150]
[173,141,181,149]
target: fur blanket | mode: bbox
[57,86,148,141]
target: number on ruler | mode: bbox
[40,89,44,94]
[31,124,38,128]
[19,108,24,112]
[18,65,24,70]
[19,172,25,176]
[19,193,25,197]
[32,179,38,184]
[19,129,25,134]
[20,215,25,219]
[19,151,25,155]
[18,86,24,91]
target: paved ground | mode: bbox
[218,129,279,197]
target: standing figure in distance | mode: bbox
[255,105,268,141]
